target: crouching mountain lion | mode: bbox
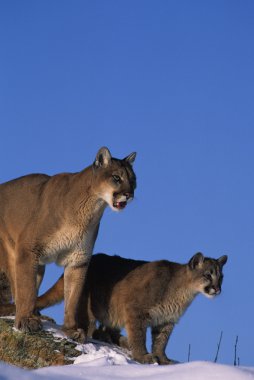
[35,252,227,364]
[0,147,136,340]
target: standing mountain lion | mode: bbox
[35,252,227,363]
[0,147,136,340]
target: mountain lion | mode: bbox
[35,252,227,364]
[0,147,136,340]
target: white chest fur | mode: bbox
[149,303,182,326]
[39,224,97,267]
[149,293,194,327]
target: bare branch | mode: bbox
[214,331,223,363]
[188,344,191,362]
[234,335,239,366]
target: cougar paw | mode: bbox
[134,353,159,364]
[63,327,86,343]
[16,316,42,333]
[118,336,130,350]
[157,356,175,365]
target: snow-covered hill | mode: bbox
[0,321,254,380]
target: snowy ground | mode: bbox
[1,321,254,380]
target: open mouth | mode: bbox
[112,193,133,210]
[113,201,127,210]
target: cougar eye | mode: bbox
[112,175,121,183]
[204,272,212,280]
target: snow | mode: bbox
[0,321,253,380]
[1,359,254,380]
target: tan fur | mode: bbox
[0,147,136,340]
[35,252,227,363]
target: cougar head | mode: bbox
[93,147,137,211]
[188,252,228,298]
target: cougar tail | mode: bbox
[36,274,64,311]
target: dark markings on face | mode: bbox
[201,259,225,296]
[111,158,136,193]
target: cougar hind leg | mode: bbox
[0,241,16,305]
[0,271,12,304]
[36,265,45,293]
[0,271,16,316]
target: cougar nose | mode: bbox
[214,287,221,295]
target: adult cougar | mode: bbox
[0,147,136,339]
[35,252,227,363]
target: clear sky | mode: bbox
[1,0,254,366]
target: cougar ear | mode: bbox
[217,255,228,267]
[124,152,136,166]
[189,252,204,270]
[94,147,112,168]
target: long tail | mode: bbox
[36,274,64,310]
[0,274,64,316]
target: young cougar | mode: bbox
[35,252,227,363]
[0,147,136,340]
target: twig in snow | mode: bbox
[214,331,223,363]
[234,335,239,366]
[187,344,191,362]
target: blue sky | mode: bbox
[1,0,254,366]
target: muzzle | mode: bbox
[113,192,133,210]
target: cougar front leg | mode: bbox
[126,314,158,364]
[63,263,88,342]
[151,323,174,365]
[14,248,42,332]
